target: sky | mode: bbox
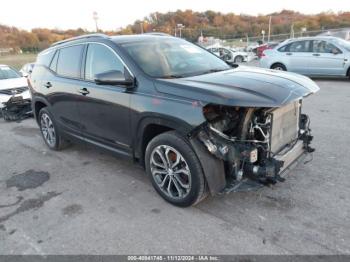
[1,0,349,31]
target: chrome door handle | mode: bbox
[44,82,52,88]
[78,88,90,95]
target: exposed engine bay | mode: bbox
[192,101,314,193]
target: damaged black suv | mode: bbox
[29,34,319,207]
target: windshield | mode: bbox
[0,66,21,80]
[333,38,350,52]
[120,38,230,78]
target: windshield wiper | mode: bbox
[161,74,187,79]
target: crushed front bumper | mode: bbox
[0,90,32,121]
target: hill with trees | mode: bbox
[1,10,350,52]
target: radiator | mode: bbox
[270,101,300,154]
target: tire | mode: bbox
[271,63,287,71]
[145,131,207,207]
[38,107,69,150]
[234,55,244,63]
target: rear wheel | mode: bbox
[39,107,69,150]
[271,63,287,71]
[234,55,244,63]
[145,131,207,207]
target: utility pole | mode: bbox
[93,11,99,32]
[261,30,265,43]
[139,22,144,34]
[177,24,184,38]
[267,16,272,43]
[290,24,295,38]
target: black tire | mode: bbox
[234,55,244,63]
[271,63,287,71]
[145,131,207,207]
[38,107,69,150]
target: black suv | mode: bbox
[30,34,319,207]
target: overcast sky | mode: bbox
[1,0,349,31]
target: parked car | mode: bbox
[29,34,319,206]
[255,42,279,58]
[0,65,32,120]
[260,36,350,78]
[207,46,248,63]
[19,63,35,77]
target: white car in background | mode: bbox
[0,65,32,120]
[207,46,248,63]
[260,36,350,78]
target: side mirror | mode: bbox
[226,61,239,68]
[94,70,134,86]
[332,49,341,55]
[21,72,29,78]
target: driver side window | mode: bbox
[85,43,124,81]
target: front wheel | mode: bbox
[271,63,287,71]
[234,55,244,63]
[145,131,207,207]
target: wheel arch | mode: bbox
[270,62,287,70]
[134,115,193,164]
[33,97,50,124]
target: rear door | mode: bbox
[47,44,86,135]
[77,43,132,154]
[280,40,312,74]
[308,40,345,76]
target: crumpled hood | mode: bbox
[155,66,320,107]
[0,77,28,90]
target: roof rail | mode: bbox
[144,32,171,36]
[51,33,110,47]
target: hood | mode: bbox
[0,77,28,91]
[155,66,320,107]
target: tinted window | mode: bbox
[36,49,55,67]
[85,43,125,81]
[56,45,84,78]
[0,66,21,79]
[312,40,342,54]
[289,41,310,52]
[50,51,59,72]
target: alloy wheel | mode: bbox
[40,113,56,147]
[150,145,191,200]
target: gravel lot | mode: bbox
[0,76,349,255]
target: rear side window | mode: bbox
[49,51,59,72]
[36,49,55,67]
[279,41,310,52]
[85,43,124,81]
[56,45,84,78]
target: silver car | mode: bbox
[260,36,350,78]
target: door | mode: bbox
[280,40,313,74]
[47,45,86,135]
[308,40,345,76]
[77,43,132,153]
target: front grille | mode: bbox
[270,101,300,154]
[0,86,28,95]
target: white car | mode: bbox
[260,36,350,78]
[0,65,32,120]
[207,46,248,63]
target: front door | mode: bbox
[308,40,345,76]
[77,43,132,153]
